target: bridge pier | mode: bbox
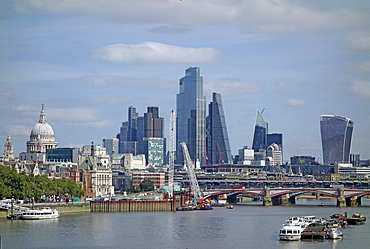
[289,195,296,205]
[263,187,272,206]
[227,195,238,204]
[337,188,346,207]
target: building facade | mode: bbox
[176,67,206,167]
[103,138,119,158]
[206,92,232,165]
[320,115,354,165]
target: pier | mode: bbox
[90,199,179,212]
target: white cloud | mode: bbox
[204,78,261,97]
[287,99,306,106]
[359,61,370,72]
[92,42,220,64]
[346,31,370,53]
[351,80,370,98]
[14,0,368,33]
[4,125,32,136]
[47,107,100,122]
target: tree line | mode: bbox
[0,165,85,201]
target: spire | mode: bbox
[3,132,15,160]
[39,104,46,124]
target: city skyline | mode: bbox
[1,1,370,162]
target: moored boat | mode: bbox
[301,222,327,239]
[21,207,59,220]
[326,223,343,239]
[279,224,303,241]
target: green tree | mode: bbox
[140,179,154,191]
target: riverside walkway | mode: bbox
[203,187,370,206]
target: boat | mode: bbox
[6,213,23,220]
[20,207,60,220]
[331,213,366,225]
[326,223,343,239]
[226,205,234,209]
[279,224,303,241]
[301,222,327,239]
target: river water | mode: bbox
[1,199,370,249]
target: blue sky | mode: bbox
[1,0,369,162]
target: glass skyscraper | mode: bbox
[252,109,268,152]
[176,67,206,167]
[206,92,232,164]
[320,115,354,165]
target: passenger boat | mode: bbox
[21,207,59,220]
[279,224,303,241]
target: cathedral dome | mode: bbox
[31,123,55,137]
[29,104,55,137]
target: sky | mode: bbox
[1,0,369,163]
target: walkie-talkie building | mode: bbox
[320,115,354,165]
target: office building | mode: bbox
[252,109,268,152]
[176,67,206,167]
[206,92,232,164]
[320,115,354,165]
[103,138,119,158]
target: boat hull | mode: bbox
[279,235,301,241]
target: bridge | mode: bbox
[202,187,370,207]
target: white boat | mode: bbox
[286,216,306,229]
[279,224,303,241]
[326,224,343,239]
[21,207,60,220]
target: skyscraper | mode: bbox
[142,107,165,166]
[206,93,232,164]
[320,115,354,165]
[117,106,138,154]
[176,67,206,167]
[252,109,268,152]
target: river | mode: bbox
[1,199,370,249]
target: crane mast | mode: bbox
[168,110,175,198]
[180,142,203,203]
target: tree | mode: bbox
[140,179,154,191]
[0,165,85,200]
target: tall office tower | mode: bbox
[103,138,119,158]
[176,67,206,167]
[117,106,138,154]
[128,106,138,141]
[252,109,268,152]
[141,107,166,166]
[206,92,232,165]
[320,115,354,165]
[144,106,164,138]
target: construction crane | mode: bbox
[168,110,175,198]
[180,142,204,203]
